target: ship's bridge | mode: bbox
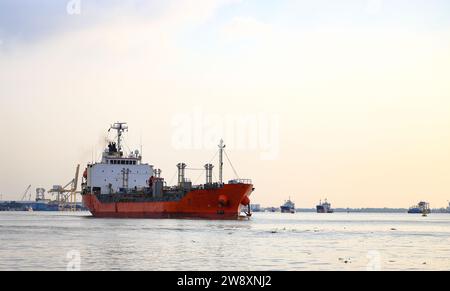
[106,159,139,165]
[102,142,142,165]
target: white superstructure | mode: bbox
[85,122,153,195]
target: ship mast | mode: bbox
[218,139,225,184]
[109,122,128,155]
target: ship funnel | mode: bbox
[204,164,214,184]
[177,163,187,186]
[154,169,162,178]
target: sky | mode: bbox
[1,0,450,208]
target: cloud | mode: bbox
[220,16,271,42]
[365,0,384,15]
[1,0,450,207]
[0,0,94,42]
[0,0,240,46]
[161,0,242,25]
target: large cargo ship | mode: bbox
[81,123,254,219]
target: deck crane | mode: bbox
[21,185,32,201]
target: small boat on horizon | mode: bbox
[316,199,333,213]
[280,198,295,214]
[408,201,431,214]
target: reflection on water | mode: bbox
[0,212,449,270]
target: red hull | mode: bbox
[82,184,253,220]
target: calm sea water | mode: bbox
[0,212,449,271]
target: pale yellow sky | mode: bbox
[1,0,450,208]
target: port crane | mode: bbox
[48,165,80,211]
[21,185,32,201]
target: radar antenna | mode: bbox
[108,122,128,155]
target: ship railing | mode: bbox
[228,179,253,185]
[193,183,224,190]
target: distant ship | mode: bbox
[81,123,254,219]
[408,201,431,214]
[316,199,333,213]
[280,198,295,213]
